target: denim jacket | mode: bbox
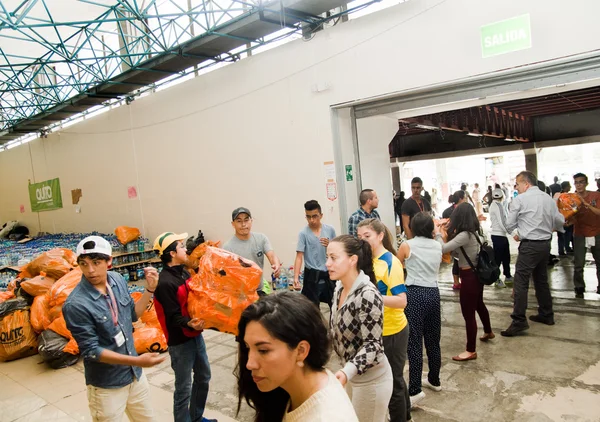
[63,271,142,389]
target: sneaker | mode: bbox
[504,277,514,286]
[495,279,506,288]
[422,378,442,392]
[529,315,555,325]
[410,391,426,408]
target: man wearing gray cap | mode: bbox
[223,207,282,295]
[489,188,512,288]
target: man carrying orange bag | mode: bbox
[152,232,216,422]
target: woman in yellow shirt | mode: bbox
[357,219,410,422]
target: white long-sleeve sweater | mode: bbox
[489,200,510,237]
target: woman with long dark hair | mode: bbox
[328,235,393,422]
[397,212,443,408]
[442,191,467,290]
[435,203,494,361]
[236,291,358,422]
[357,219,410,421]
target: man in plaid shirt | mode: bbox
[348,189,381,237]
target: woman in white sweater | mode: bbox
[236,291,358,422]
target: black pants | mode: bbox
[573,235,600,291]
[301,268,334,308]
[511,240,553,326]
[405,286,441,396]
[383,326,411,422]
[491,235,511,278]
[558,226,574,254]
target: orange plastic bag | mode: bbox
[187,247,261,336]
[20,275,56,297]
[19,248,77,280]
[557,193,583,220]
[31,294,51,333]
[115,226,141,245]
[187,241,221,271]
[63,338,79,355]
[0,309,38,361]
[0,291,15,303]
[131,292,161,328]
[48,315,73,341]
[133,326,168,354]
[49,268,82,309]
[442,253,452,264]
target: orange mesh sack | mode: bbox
[31,294,51,333]
[21,274,56,297]
[0,291,15,303]
[133,326,167,354]
[19,248,77,280]
[49,268,82,309]
[557,193,583,220]
[131,292,160,328]
[0,309,38,362]
[187,247,261,336]
[187,241,222,271]
[115,226,141,245]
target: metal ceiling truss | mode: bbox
[0,0,372,141]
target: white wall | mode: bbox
[2,0,600,269]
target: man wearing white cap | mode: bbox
[152,232,216,422]
[489,188,513,288]
[63,235,165,422]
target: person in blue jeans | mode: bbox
[153,232,217,422]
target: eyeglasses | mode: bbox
[305,214,321,220]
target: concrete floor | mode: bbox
[1,234,599,422]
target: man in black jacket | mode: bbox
[153,232,216,422]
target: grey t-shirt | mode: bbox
[296,224,337,272]
[223,232,272,270]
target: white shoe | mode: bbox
[422,378,442,392]
[495,279,506,288]
[410,391,426,408]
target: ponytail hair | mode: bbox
[357,218,397,255]
[331,234,376,285]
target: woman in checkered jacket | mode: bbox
[327,235,393,422]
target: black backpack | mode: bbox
[460,233,500,285]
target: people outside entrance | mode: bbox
[293,200,337,308]
[472,183,483,216]
[501,171,564,337]
[489,189,512,288]
[461,183,475,206]
[554,181,574,256]
[401,177,432,239]
[153,232,216,422]
[223,207,282,295]
[569,173,600,298]
[348,189,381,237]
[63,236,166,422]
[549,176,562,197]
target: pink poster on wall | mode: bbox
[127,186,138,199]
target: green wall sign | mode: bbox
[481,14,532,58]
[345,165,353,181]
[29,178,63,212]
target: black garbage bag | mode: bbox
[38,330,79,369]
[0,297,29,317]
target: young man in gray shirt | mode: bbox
[293,200,337,308]
[222,207,282,296]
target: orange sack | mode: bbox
[187,247,261,336]
[133,326,167,355]
[20,275,56,297]
[19,248,77,280]
[187,241,221,271]
[63,338,79,355]
[557,193,583,220]
[115,226,141,245]
[31,294,51,333]
[0,291,15,303]
[49,268,83,309]
[131,292,160,328]
[48,314,73,341]
[0,309,38,362]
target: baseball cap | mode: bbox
[492,188,504,199]
[232,207,252,221]
[153,232,188,255]
[77,236,112,257]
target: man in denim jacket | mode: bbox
[64,235,166,421]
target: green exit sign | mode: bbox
[481,14,532,58]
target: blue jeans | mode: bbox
[169,335,211,422]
